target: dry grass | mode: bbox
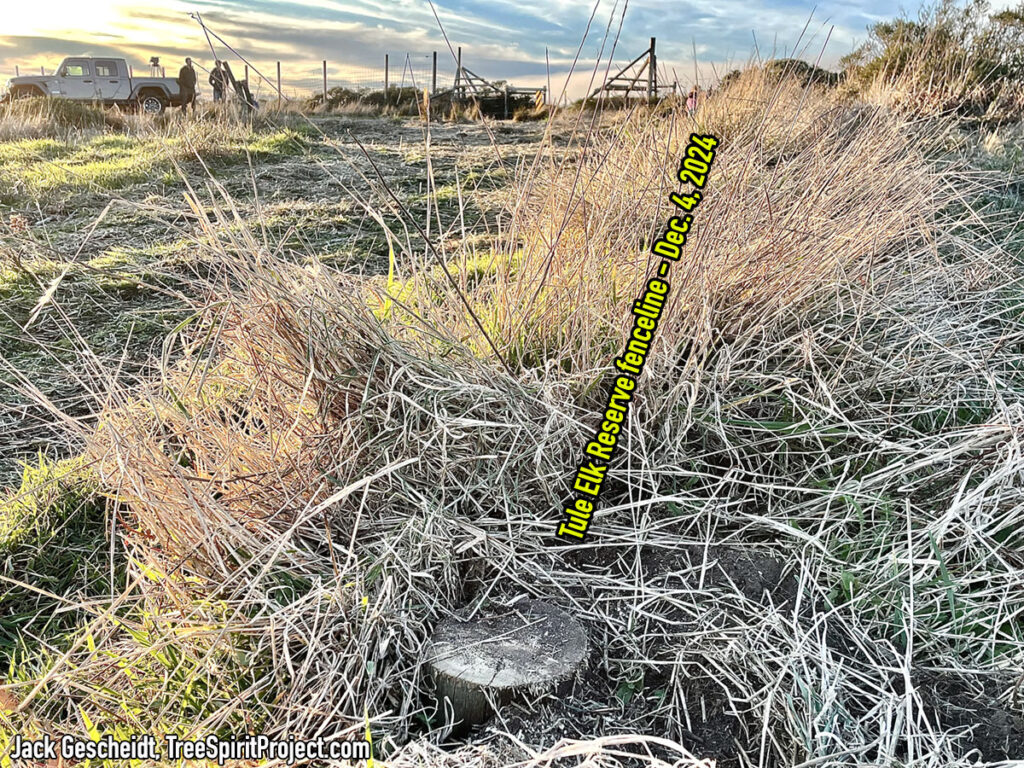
[374,68,941,379]
[0,97,186,142]
[0,96,305,144]
[2,65,1024,766]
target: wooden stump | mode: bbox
[425,600,588,730]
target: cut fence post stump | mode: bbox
[425,600,588,731]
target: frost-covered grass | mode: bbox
[2,64,1023,768]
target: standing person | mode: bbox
[177,57,197,114]
[209,60,226,103]
[686,85,699,115]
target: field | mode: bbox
[0,103,537,482]
[2,37,1024,768]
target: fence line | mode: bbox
[7,40,685,106]
[267,53,462,100]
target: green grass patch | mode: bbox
[245,126,315,157]
[0,126,316,205]
[0,455,108,665]
[0,137,71,164]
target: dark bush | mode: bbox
[763,59,842,87]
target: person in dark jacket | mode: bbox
[177,58,197,113]
[209,60,227,103]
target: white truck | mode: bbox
[2,57,185,114]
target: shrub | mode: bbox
[763,58,842,87]
[842,0,1024,118]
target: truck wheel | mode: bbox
[10,86,45,100]
[138,94,166,115]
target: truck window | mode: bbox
[95,61,119,78]
[63,61,90,77]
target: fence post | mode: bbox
[322,60,327,101]
[384,54,389,97]
[41,65,45,75]
[15,65,19,77]
[244,64,249,84]
[648,37,656,102]
[546,46,551,105]
[432,51,437,94]
[277,61,282,107]
[455,46,462,96]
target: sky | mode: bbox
[0,0,936,101]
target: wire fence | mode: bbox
[277,55,458,99]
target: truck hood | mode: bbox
[9,76,54,87]
[3,75,59,99]
[6,75,56,89]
